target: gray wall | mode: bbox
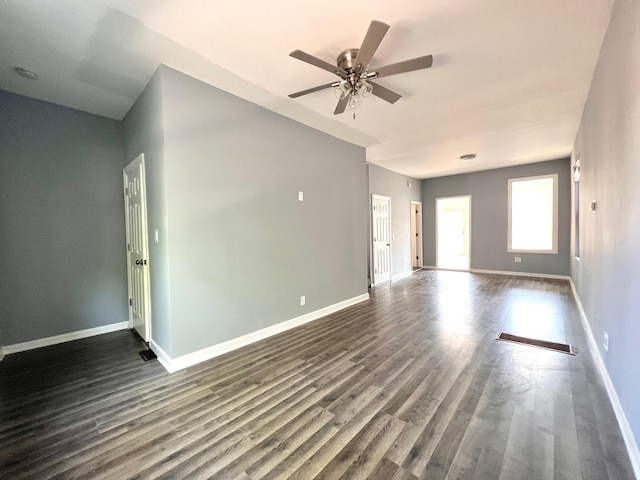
[368,164,422,282]
[572,0,640,442]
[122,70,173,354]
[422,158,571,275]
[145,66,368,358]
[0,90,127,345]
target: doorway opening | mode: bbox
[436,196,471,271]
[410,201,423,270]
[371,194,391,285]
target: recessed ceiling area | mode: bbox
[0,0,613,179]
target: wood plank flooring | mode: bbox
[0,271,635,479]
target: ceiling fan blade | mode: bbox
[354,21,390,73]
[290,50,346,77]
[289,82,337,98]
[370,81,402,104]
[334,95,349,115]
[373,55,433,79]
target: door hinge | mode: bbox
[129,298,132,306]
[126,187,129,195]
[127,243,130,251]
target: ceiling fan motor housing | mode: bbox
[337,49,360,72]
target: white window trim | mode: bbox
[507,173,558,254]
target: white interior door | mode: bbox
[124,154,151,342]
[411,201,423,268]
[372,195,391,285]
[436,196,471,271]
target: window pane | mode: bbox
[510,176,555,252]
[574,181,580,257]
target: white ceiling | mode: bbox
[0,0,613,179]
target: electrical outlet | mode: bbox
[515,257,522,263]
[603,332,609,352]
[300,296,306,306]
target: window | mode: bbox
[508,174,558,253]
[574,180,580,258]
[573,159,580,258]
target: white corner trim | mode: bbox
[156,293,370,374]
[569,278,640,478]
[148,339,173,374]
[3,321,130,355]
[470,268,570,280]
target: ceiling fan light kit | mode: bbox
[288,20,433,118]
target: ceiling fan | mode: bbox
[288,20,433,116]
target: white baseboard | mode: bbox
[470,268,570,280]
[0,346,4,361]
[154,293,370,374]
[569,278,640,478]
[391,270,413,282]
[422,266,569,281]
[2,321,130,356]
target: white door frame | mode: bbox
[371,194,392,286]
[435,195,472,271]
[411,201,423,269]
[123,154,152,342]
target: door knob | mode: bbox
[135,260,141,265]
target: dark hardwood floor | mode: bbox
[0,271,635,479]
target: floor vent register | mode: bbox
[496,332,576,355]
